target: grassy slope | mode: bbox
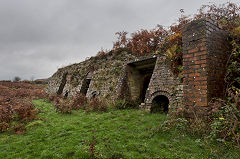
[0,100,239,159]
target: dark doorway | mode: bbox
[127,57,156,103]
[80,78,91,96]
[57,72,68,95]
[140,74,152,103]
[151,95,169,113]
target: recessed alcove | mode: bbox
[80,78,91,96]
[151,95,169,113]
[57,72,68,95]
[127,57,156,103]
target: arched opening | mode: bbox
[90,91,97,99]
[151,95,169,113]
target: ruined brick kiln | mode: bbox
[47,18,228,113]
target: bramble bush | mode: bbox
[207,33,240,146]
[0,81,47,133]
[96,2,240,78]
[87,97,108,112]
[140,2,240,146]
[71,92,88,110]
[175,2,240,146]
[48,94,76,114]
[49,92,108,113]
[13,100,37,122]
[0,105,12,132]
[207,90,240,146]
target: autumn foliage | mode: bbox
[95,2,240,77]
[0,2,240,147]
[102,2,240,146]
[0,81,47,133]
[48,92,107,113]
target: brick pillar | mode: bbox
[182,18,228,109]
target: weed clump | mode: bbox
[148,2,240,147]
[49,92,108,113]
[0,105,12,132]
[87,98,108,112]
[71,92,88,110]
[0,81,47,133]
[114,99,138,110]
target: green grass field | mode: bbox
[0,99,239,159]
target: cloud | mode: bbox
[0,0,238,80]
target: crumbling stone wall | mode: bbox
[116,55,183,112]
[47,69,68,95]
[47,18,228,113]
[47,51,136,99]
[47,59,94,97]
[115,66,131,100]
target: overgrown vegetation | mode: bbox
[202,30,240,146]
[114,99,138,110]
[96,2,240,78]
[0,2,240,158]
[0,99,239,158]
[208,25,240,146]
[97,2,240,147]
[0,81,47,133]
[168,2,240,147]
[111,20,184,76]
[48,92,108,113]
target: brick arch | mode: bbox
[150,90,173,110]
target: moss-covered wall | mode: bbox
[47,51,136,100]
[47,51,183,112]
[47,18,229,112]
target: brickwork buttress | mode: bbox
[182,18,228,109]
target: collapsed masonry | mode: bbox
[47,18,228,113]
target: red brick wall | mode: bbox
[182,18,228,109]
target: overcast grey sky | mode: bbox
[0,0,238,80]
